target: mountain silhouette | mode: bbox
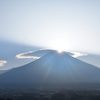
[0,50,100,90]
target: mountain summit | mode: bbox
[0,50,100,90]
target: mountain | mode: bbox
[0,50,100,90]
[0,70,7,75]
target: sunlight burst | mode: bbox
[48,39,69,53]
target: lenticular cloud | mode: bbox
[0,59,7,67]
[16,50,88,60]
[71,51,88,58]
[16,51,40,60]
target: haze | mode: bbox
[0,0,100,54]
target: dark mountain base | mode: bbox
[0,89,100,100]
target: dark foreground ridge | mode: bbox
[0,89,100,100]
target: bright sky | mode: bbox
[0,0,100,54]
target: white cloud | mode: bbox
[16,51,40,60]
[0,60,7,67]
[16,50,88,61]
[71,51,88,58]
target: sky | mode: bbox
[0,0,100,54]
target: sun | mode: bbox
[56,48,64,53]
[57,50,63,53]
[49,41,66,53]
[47,39,71,53]
[48,45,65,53]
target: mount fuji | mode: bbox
[0,50,100,90]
